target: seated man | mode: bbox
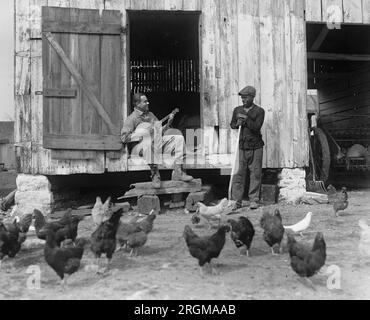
[120,93,193,188]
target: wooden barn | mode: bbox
[13,0,370,211]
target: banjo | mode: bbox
[130,108,180,141]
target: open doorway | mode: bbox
[128,11,201,135]
[306,23,370,186]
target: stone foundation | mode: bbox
[278,168,306,204]
[15,174,53,216]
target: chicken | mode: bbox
[326,184,337,204]
[33,209,84,246]
[260,208,285,255]
[287,232,326,289]
[0,221,21,269]
[194,198,229,229]
[4,213,33,246]
[227,216,255,257]
[183,224,230,275]
[90,207,123,273]
[91,196,112,228]
[135,210,156,234]
[358,219,370,259]
[126,231,148,257]
[284,212,312,237]
[0,214,33,269]
[116,211,156,251]
[333,187,348,217]
[43,224,86,288]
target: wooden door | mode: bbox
[42,6,123,151]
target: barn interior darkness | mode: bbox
[306,23,370,186]
[128,11,201,133]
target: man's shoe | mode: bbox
[152,174,161,189]
[150,164,161,189]
[249,201,258,210]
[172,165,193,182]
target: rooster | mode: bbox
[91,196,112,228]
[193,198,229,229]
[183,224,230,275]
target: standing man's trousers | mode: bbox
[231,148,263,205]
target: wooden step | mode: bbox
[118,178,202,199]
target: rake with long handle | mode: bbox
[307,127,327,194]
[228,126,241,201]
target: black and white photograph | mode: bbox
[0,0,370,302]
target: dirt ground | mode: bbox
[0,175,370,300]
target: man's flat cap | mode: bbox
[239,86,256,97]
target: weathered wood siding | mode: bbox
[15,0,309,175]
[306,0,370,23]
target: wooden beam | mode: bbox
[43,134,122,150]
[310,26,330,51]
[119,179,202,199]
[44,88,77,98]
[43,32,119,135]
[307,52,370,61]
[42,21,122,35]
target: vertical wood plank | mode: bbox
[68,6,82,136]
[15,0,33,174]
[100,10,122,135]
[236,0,262,158]
[272,1,287,167]
[30,0,46,174]
[322,0,344,24]
[200,0,218,136]
[305,0,322,22]
[291,0,309,167]
[77,9,101,134]
[363,0,370,23]
[60,9,73,135]
[283,0,294,167]
[343,0,363,22]
[219,0,237,155]
[104,0,129,172]
[259,0,276,168]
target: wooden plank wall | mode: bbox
[306,0,370,23]
[16,0,310,175]
[16,0,106,175]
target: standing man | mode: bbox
[121,93,193,188]
[230,86,265,210]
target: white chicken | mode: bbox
[193,198,229,229]
[284,212,312,237]
[91,196,112,228]
[358,219,370,259]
